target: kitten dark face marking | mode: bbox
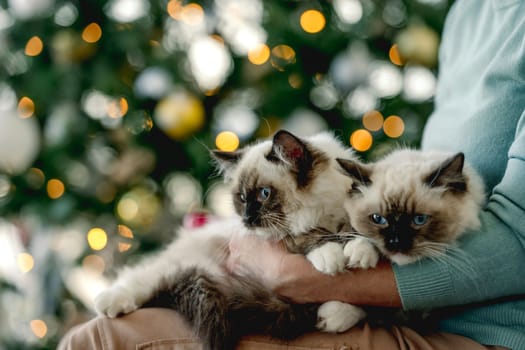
[233,171,284,229]
[369,212,432,254]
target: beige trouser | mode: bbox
[58,308,507,350]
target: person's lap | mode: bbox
[58,308,505,350]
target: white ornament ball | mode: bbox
[0,110,40,174]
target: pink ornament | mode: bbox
[183,212,209,229]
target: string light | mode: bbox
[167,0,183,19]
[118,224,134,238]
[25,36,44,56]
[247,43,270,65]
[107,97,128,119]
[30,320,48,339]
[118,242,133,252]
[18,96,35,118]
[350,129,373,152]
[383,115,405,138]
[26,168,45,189]
[82,23,102,43]
[87,228,108,251]
[389,44,404,66]
[362,110,384,131]
[215,131,240,152]
[47,179,65,199]
[17,252,34,273]
[300,9,326,34]
[180,3,204,25]
[271,44,296,70]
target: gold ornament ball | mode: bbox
[395,25,439,67]
[116,187,161,229]
[154,91,205,140]
[50,30,96,64]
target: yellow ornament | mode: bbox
[116,187,161,229]
[50,30,96,64]
[154,90,205,140]
[395,25,439,67]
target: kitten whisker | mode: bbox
[416,243,477,278]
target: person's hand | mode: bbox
[226,234,291,291]
[226,233,336,303]
[226,233,401,306]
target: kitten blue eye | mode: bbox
[370,213,388,225]
[257,187,272,202]
[412,214,429,226]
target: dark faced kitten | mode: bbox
[337,149,485,267]
[96,130,364,350]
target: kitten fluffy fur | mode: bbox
[95,130,364,350]
[338,149,485,267]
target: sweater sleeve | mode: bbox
[394,110,525,310]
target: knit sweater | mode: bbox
[392,1,525,349]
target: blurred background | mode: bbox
[0,0,451,348]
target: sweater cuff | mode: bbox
[392,259,455,310]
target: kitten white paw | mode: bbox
[316,301,366,333]
[343,238,379,269]
[94,286,138,318]
[306,242,346,275]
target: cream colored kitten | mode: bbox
[95,130,364,350]
[337,149,485,268]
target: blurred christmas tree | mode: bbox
[0,0,451,348]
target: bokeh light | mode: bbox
[154,90,205,140]
[188,36,232,91]
[332,0,363,25]
[167,0,183,19]
[300,10,326,34]
[25,36,44,56]
[87,227,108,251]
[0,175,11,198]
[26,168,45,188]
[106,0,149,23]
[403,66,436,102]
[116,187,161,227]
[17,252,34,273]
[30,320,48,339]
[215,131,240,152]
[389,44,404,66]
[247,43,270,65]
[271,44,296,70]
[180,3,205,25]
[82,23,102,43]
[107,97,128,119]
[47,179,65,199]
[118,224,134,238]
[18,96,35,118]
[383,115,405,138]
[368,61,403,98]
[164,173,202,216]
[362,110,384,131]
[350,129,373,152]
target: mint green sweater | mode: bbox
[393,1,525,349]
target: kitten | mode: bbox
[95,130,364,350]
[337,149,485,268]
[336,149,485,329]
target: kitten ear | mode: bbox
[425,152,466,191]
[268,130,312,173]
[336,158,372,186]
[210,149,243,175]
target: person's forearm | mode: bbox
[276,254,402,308]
